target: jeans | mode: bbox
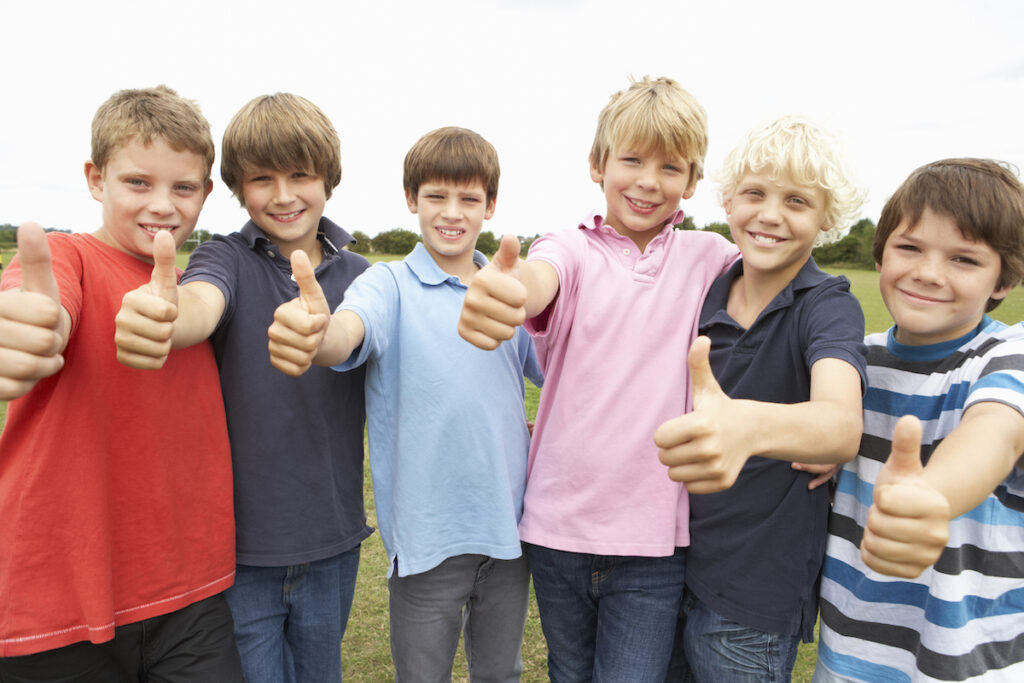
[388,553,530,683]
[672,589,801,683]
[223,546,361,683]
[525,543,686,683]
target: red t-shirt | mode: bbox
[0,233,235,656]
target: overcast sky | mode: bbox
[2,0,1022,240]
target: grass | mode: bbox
[4,266,1024,680]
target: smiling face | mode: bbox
[241,167,327,256]
[724,169,828,287]
[407,178,495,275]
[879,207,1009,346]
[87,136,212,263]
[591,146,694,252]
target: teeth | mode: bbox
[438,227,463,237]
[751,233,782,245]
[628,198,655,209]
[141,225,174,233]
[273,211,302,220]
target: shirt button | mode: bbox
[266,250,275,258]
[623,248,631,255]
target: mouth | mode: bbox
[140,224,176,235]
[897,288,947,305]
[748,231,785,246]
[625,196,659,213]
[436,226,465,240]
[269,209,305,223]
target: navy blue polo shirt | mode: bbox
[181,218,373,566]
[685,257,867,640]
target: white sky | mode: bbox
[2,0,1023,239]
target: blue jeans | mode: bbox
[223,546,361,683]
[672,590,800,683]
[525,543,686,683]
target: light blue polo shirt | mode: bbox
[334,243,543,577]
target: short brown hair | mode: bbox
[91,85,215,181]
[220,93,342,205]
[403,127,500,203]
[589,76,707,189]
[874,158,1024,310]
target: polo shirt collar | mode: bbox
[404,242,488,286]
[704,256,831,326]
[239,216,356,257]
[580,209,686,247]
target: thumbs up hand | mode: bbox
[458,234,528,350]
[268,249,331,376]
[860,415,951,578]
[655,336,747,494]
[0,222,68,399]
[114,230,181,369]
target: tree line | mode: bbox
[1,219,879,269]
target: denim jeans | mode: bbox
[671,589,801,683]
[525,543,686,683]
[388,553,530,683]
[223,546,361,683]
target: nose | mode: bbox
[912,253,946,285]
[636,163,659,191]
[440,197,462,220]
[758,196,782,224]
[272,178,295,204]
[147,189,175,216]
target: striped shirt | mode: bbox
[817,318,1024,682]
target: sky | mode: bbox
[2,0,1023,241]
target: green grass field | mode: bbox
[3,266,1024,680]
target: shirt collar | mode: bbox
[579,208,686,236]
[404,242,488,286]
[702,256,832,327]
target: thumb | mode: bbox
[290,249,330,317]
[16,222,60,302]
[492,234,522,276]
[149,230,179,302]
[688,336,722,405]
[882,415,925,480]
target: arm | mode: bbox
[862,405,1024,578]
[458,234,559,350]
[114,230,226,369]
[655,336,863,494]
[0,223,71,399]
[267,249,366,375]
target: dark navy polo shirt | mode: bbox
[181,218,373,566]
[685,257,867,640]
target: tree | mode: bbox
[814,218,876,269]
[350,231,372,254]
[519,235,539,257]
[701,222,734,243]
[372,229,420,255]
[475,231,499,255]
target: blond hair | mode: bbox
[716,115,866,246]
[403,127,499,202]
[589,76,708,188]
[91,85,214,181]
[220,93,342,205]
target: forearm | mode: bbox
[734,398,862,464]
[921,403,1024,518]
[312,310,365,367]
[520,260,560,319]
[169,282,223,349]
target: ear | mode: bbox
[990,282,1013,304]
[682,183,696,200]
[85,160,104,202]
[405,189,418,214]
[590,162,604,186]
[722,195,733,215]
[484,196,496,221]
[202,179,214,202]
[875,261,882,273]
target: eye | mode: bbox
[292,171,311,179]
[952,255,980,266]
[620,157,641,165]
[463,196,481,204]
[126,178,146,187]
[787,196,809,207]
[894,243,920,252]
[663,164,683,173]
[248,175,271,183]
[174,184,199,193]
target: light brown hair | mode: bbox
[403,127,499,202]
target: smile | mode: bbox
[437,227,464,238]
[270,210,304,222]
[749,232,784,245]
[626,197,658,211]
[140,224,176,234]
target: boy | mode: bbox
[268,126,542,681]
[0,86,241,681]
[114,93,371,682]
[652,116,868,681]
[458,76,737,681]
[814,159,1024,682]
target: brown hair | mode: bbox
[91,85,214,181]
[874,159,1024,310]
[403,127,499,202]
[220,93,342,205]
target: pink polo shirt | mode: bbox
[519,212,737,556]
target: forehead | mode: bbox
[105,137,206,176]
[894,208,992,249]
[739,167,823,195]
